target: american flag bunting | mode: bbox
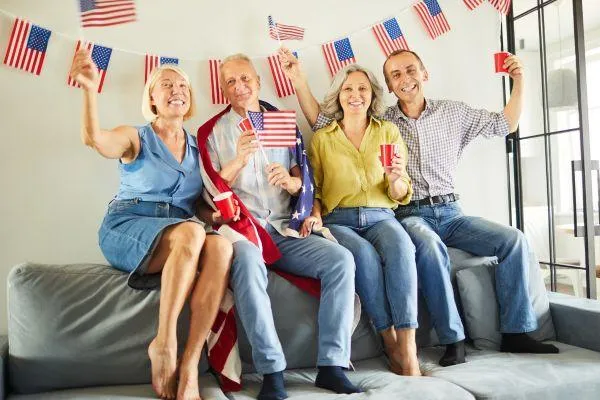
[463,0,485,10]
[209,59,228,105]
[322,38,356,77]
[67,40,113,93]
[247,111,297,148]
[145,54,179,83]
[78,0,137,28]
[267,51,297,98]
[372,18,409,57]
[3,19,51,76]
[413,0,451,40]
[268,15,305,40]
[489,0,512,15]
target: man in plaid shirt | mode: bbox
[279,47,559,367]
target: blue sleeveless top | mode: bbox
[115,124,203,216]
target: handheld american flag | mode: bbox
[414,0,451,40]
[209,59,228,105]
[463,0,485,10]
[268,15,305,41]
[247,111,297,148]
[322,38,356,77]
[79,0,137,28]
[489,0,512,15]
[67,40,113,93]
[372,18,409,57]
[267,51,297,98]
[145,55,179,83]
[286,127,315,234]
[3,19,51,76]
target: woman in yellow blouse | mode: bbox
[299,64,420,376]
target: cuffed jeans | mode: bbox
[230,224,356,374]
[323,207,418,332]
[395,201,538,345]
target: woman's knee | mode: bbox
[203,235,233,275]
[169,222,206,255]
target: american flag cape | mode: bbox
[196,101,323,391]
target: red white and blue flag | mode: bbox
[144,54,179,83]
[78,0,137,28]
[322,38,356,77]
[268,15,305,40]
[67,40,113,93]
[463,0,485,10]
[372,18,409,57]
[268,51,297,98]
[247,111,297,148]
[489,0,512,15]
[414,0,451,40]
[209,59,228,105]
[3,19,51,76]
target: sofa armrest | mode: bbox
[0,335,7,400]
[549,292,600,352]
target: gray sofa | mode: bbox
[3,248,600,399]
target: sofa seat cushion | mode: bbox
[420,342,600,400]
[231,356,475,400]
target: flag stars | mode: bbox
[292,211,301,220]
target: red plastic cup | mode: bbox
[380,144,400,167]
[213,191,236,220]
[494,52,511,74]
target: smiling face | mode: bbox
[220,58,261,113]
[338,71,372,118]
[383,51,428,105]
[149,69,191,119]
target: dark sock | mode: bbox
[315,366,362,394]
[439,340,466,367]
[258,371,288,400]
[501,333,559,354]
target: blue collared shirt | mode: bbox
[207,109,297,236]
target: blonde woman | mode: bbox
[70,49,237,400]
[282,52,421,376]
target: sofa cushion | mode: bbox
[420,342,600,400]
[231,356,475,400]
[456,250,555,350]
[416,248,498,348]
[7,263,202,394]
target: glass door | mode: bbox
[507,0,599,298]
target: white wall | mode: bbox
[0,0,509,333]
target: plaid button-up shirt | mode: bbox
[314,99,509,200]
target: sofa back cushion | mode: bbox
[456,250,555,350]
[7,263,382,393]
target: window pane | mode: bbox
[513,0,538,18]
[514,10,545,137]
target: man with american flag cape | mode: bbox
[196,53,362,399]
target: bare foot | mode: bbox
[148,338,178,399]
[177,368,202,400]
[400,352,421,377]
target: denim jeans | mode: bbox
[395,201,538,344]
[323,207,418,332]
[229,225,356,374]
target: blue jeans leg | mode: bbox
[230,241,286,374]
[440,212,537,333]
[325,224,393,331]
[363,218,418,330]
[268,227,355,368]
[399,215,465,344]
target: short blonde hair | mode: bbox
[320,64,386,121]
[141,64,196,122]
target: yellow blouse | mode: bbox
[309,117,413,216]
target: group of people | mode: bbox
[69,43,559,400]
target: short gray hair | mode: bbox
[219,53,258,82]
[320,64,386,121]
